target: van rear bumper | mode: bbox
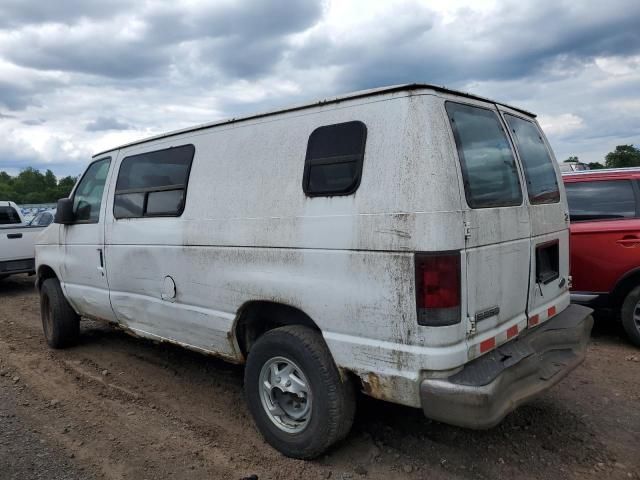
[419,304,593,429]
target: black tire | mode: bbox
[40,278,80,349]
[621,285,640,347]
[244,325,355,459]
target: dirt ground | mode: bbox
[0,274,638,480]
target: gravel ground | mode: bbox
[0,373,92,480]
[0,274,639,480]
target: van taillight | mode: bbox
[415,253,461,326]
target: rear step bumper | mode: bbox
[419,304,593,429]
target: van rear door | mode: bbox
[444,100,531,360]
[499,109,570,328]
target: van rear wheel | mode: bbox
[40,278,80,349]
[621,286,640,347]
[244,325,355,459]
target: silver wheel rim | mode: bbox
[633,300,640,331]
[259,356,312,433]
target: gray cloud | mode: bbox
[0,136,91,177]
[0,0,131,28]
[0,0,638,176]
[21,118,45,126]
[293,1,640,91]
[0,80,41,110]
[1,0,324,81]
[86,117,131,132]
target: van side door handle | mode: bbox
[97,248,105,276]
[7,233,23,239]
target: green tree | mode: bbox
[0,168,78,203]
[605,145,640,168]
[587,162,605,170]
[564,156,580,163]
[55,176,77,199]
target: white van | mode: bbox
[36,84,593,458]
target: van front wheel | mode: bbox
[244,325,355,459]
[40,278,80,349]
[621,285,640,347]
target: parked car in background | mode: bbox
[37,84,593,458]
[564,168,640,346]
[560,161,589,173]
[29,209,56,227]
[0,201,49,280]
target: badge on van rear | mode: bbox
[475,306,500,322]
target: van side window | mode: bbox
[446,102,522,209]
[73,158,111,223]
[114,145,194,219]
[504,114,560,204]
[303,121,367,196]
[565,180,637,221]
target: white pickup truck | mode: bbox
[0,201,47,279]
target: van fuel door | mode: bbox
[161,275,177,302]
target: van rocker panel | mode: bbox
[419,304,593,428]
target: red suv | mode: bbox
[564,168,640,346]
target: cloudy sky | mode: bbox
[0,0,639,177]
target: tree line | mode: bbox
[1,145,638,203]
[0,168,77,204]
[565,144,640,169]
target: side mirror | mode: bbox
[54,198,75,225]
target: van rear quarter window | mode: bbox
[446,102,522,209]
[303,121,367,196]
[114,144,194,219]
[565,180,637,221]
[504,114,560,204]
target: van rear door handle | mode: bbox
[617,236,640,247]
[7,233,22,239]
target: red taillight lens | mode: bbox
[415,253,461,326]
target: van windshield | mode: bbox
[446,102,522,209]
[0,206,21,224]
[504,114,560,204]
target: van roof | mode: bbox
[93,83,537,158]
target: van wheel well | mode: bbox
[611,269,640,312]
[36,265,57,290]
[234,301,321,358]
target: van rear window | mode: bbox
[446,102,522,209]
[0,206,21,224]
[114,144,194,219]
[565,180,637,221]
[504,114,560,204]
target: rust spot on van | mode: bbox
[361,372,383,397]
